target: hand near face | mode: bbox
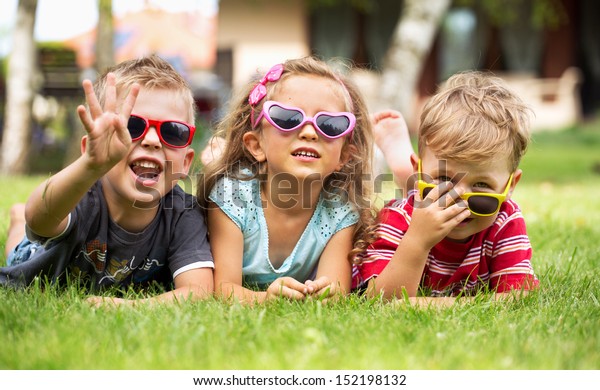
[76,72,140,172]
[408,181,471,249]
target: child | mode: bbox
[353,70,539,303]
[198,56,375,304]
[1,55,214,306]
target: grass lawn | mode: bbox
[0,121,599,371]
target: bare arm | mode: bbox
[390,291,532,309]
[210,205,264,303]
[306,225,354,299]
[25,74,139,238]
[86,267,214,307]
[209,206,309,304]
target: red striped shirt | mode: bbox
[352,196,538,296]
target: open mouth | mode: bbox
[130,160,162,185]
[292,149,320,159]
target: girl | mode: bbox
[198,56,375,303]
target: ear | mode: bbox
[409,153,419,173]
[506,168,522,199]
[180,148,195,177]
[80,136,88,155]
[336,144,357,171]
[243,131,266,162]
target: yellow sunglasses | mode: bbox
[417,160,513,217]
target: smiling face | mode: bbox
[99,87,195,209]
[416,149,521,242]
[243,75,350,184]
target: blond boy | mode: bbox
[1,56,213,305]
[353,71,538,303]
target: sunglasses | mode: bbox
[127,115,196,148]
[417,160,513,217]
[251,101,356,139]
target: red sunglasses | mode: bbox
[127,115,196,148]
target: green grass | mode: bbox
[1,122,600,370]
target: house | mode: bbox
[215,0,599,132]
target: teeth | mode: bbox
[294,151,318,158]
[133,161,159,169]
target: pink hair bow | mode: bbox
[248,63,284,106]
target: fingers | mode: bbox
[113,83,138,145]
[85,296,122,308]
[120,82,140,118]
[414,181,469,224]
[113,115,132,147]
[304,276,330,294]
[267,277,307,300]
[82,79,102,119]
[417,181,463,207]
[77,104,94,133]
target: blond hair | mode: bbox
[418,71,532,172]
[93,55,196,123]
[197,56,376,261]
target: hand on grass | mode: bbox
[265,277,308,301]
[304,276,340,302]
[86,295,129,308]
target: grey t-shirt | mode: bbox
[0,181,213,291]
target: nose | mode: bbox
[450,182,471,206]
[452,181,469,193]
[141,126,162,149]
[297,121,319,141]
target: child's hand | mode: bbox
[76,72,140,173]
[86,295,129,308]
[408,181,471,249]
[304,277,337,300]
[266,277,307,301]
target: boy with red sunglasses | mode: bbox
[352,71,538,305]
[1,55,214,306]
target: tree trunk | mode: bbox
[96,0,114,73]
[1,0,38,175]
[63,0,113,169]
[377,0,451,126]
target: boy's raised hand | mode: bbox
[76,73,140,173]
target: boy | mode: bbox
[1,55,214,306]
[353,71,538,304]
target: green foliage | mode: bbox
[1,123,599,369]
[306,0,374,13]
[0,57,5,78]
[455,0,568,29]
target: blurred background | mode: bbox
[0,0,598,175]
